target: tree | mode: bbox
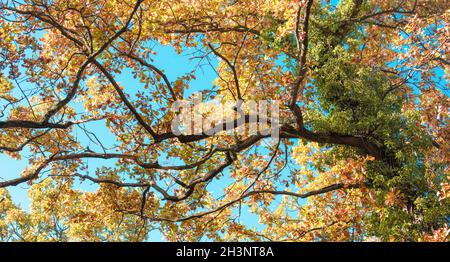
[0,0,448,241]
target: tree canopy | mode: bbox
[0,0,448,241]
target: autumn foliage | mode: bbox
[0,0,449,241]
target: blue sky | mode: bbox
[2,0,447,241]
[1,40,276,240]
